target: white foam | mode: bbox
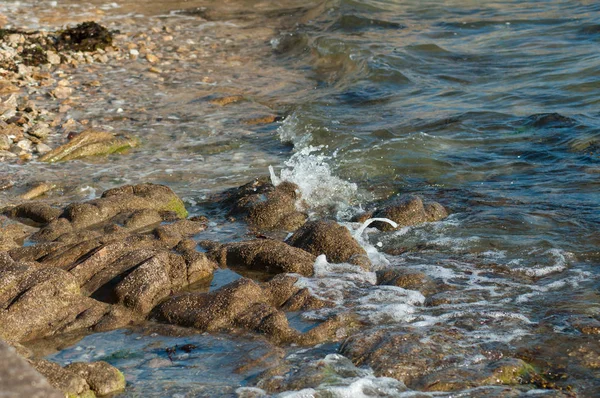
[272,146,358,213]
[513,248,573,277]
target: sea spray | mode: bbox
[269,146,358,216]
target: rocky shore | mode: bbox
[2,173,580,397]
[1,4,597,398]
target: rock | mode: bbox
[257,353,407,395]
[19,182,56,200]
[210,95,244,106]
[340,328,477,387]
[0,342,63,398]
[65,361,125,396]
[35,143,52,154]
[33,183,188,241]
[28,123,51,140]
[207,239,316,276]
[371,195,447,231]
[39,129,139,163]
[153,276,344,345]
[222,178,307,231]
[5,202,61,224]
[0,134,10,150]
[0,264,110,343]
[52,86,73,99]
[0,94,17,119]
[287,220,370,269]
[30,359,93,398]
[113,251,213,314]
[146,53,159,63]
[415,358,538,392]
[46,51,61,65]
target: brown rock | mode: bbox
[372,195,448,231]
[153,277,342,345]
[208,239,316,276]
[287,220,370,269]
[222,178,307,231]
[30,359,92,397]
[5,202,61,224]
[0,264,109,343]
[65,361,125,396]
[376,269,439,296]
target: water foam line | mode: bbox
[353,218,398,240]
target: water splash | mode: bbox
[271,146,358,215]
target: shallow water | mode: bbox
[2,0,599,396]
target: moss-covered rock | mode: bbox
[39,129,139,163]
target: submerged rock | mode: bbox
[221,178,307,231]
[371,195,448,231]
[153,276,346,345]
[206,239,316,276]
[376,269,440,297]
[287,220,371,269]
[340,328,475,387]
[39,129,139,163]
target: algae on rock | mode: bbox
[39,130,139,163]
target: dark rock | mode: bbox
[56,21,113,52]
[207,239,316,276]
[0,340,62,398]
[114,251,213,314]
[222,178,307,231]
[340,328,476,387]
[525,113,577,129]
[287,220,370,269]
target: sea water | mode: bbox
[1,0,599,395]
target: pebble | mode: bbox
[16,139,32,151]
[0,150,17,158]
[146,53,159,63]
[29,123,51,139]
[46,51,61,65]
[53,86,73,99]
[35,143,52,154]
[0,135,11,150]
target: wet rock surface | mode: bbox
[220,178,307,231]
[205,238,316,276]
[32,358,125,397]
[370,194,448,231]
[287,220,371,269]
[153,276,348,345]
